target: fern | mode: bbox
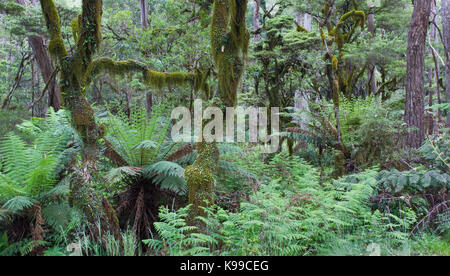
[101,106,187,194]
[0,109,75,232]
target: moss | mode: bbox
[332,151,346,178]
[334,10,366,34]
[211,0,249,107]
[296,23,309,33]
[144,70,192,90]
[71,16,81,43]
[84,58,208,95]
[185,141,220,225]
[48,37,68,60]
[230,0,248,48]
[331,55,338,72]
[40,0,68,59]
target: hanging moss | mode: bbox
[144,70,192,90]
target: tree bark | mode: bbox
[15,0,61,113]
[253,0,261,42]
[367,6,378,95]
[140,0,153,117]
[140,0,149,29]
[443,0,450,128]
[405,0,432,148]
[28,36,61,112]
[304,13,311,31]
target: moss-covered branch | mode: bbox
[84,58,208,92]
[40,0,68,60]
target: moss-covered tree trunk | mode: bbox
[186,0,249,225]
[40,0,203,225]
[39,0,105,219]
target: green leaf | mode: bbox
[422,173,432,188]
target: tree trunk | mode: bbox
[405,0,432,148]
[186,0,249,225]
[443,0,450,128]
[140,0,153,117]
[367,6,378,95]
[140,0,149,29]
[15,0,62,112]
[28,36,61,112]
[145,92,153,118]
[304,13,312,31]
[253,0,261,42]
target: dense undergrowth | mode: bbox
[0,95,448,256]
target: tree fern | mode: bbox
[100,106,187,194]
[0,109,75,233]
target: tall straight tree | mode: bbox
[140,0,149,29]
[253,0,261,42]
[367,3,378,95]
[405,0,432,148]
[13,0,62,114]
[140,0,153,117]
[443,0,450,128]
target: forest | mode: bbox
[0,0,448,257]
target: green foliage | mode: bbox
[146,150,448,256]
[376,169,449,195]
[0,109,74,222]
[100,106,187,194]
[143,205,212,256]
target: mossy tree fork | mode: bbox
[39,0,205,220]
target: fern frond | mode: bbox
[144,161,186,194]
[105,167,141,184]
[2,196,35,213]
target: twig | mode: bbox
[26,67,60,110]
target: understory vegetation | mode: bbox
[0,0,449,256]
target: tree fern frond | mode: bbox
[42,202,72,229]
[144,161,187,194]
[2,196,35,213]
[0,176,25,200]
[218,143,243,155]
[105,167,141,184]
[0,134,30,185]
[144,161,185,179]
[25,155,58,197]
